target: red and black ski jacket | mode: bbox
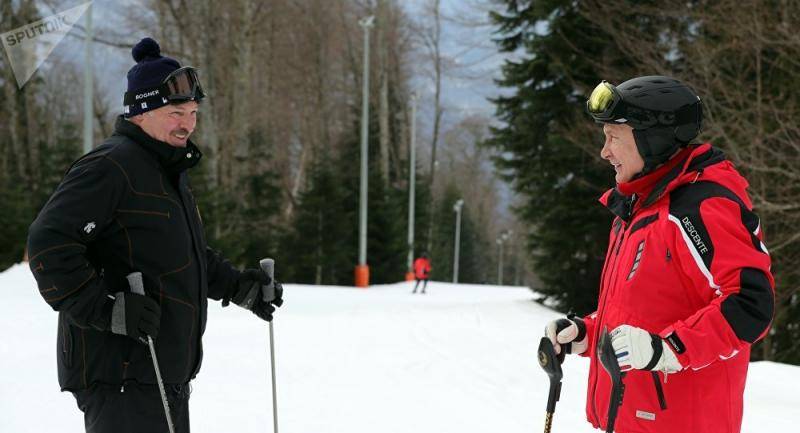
[582,143,774,433]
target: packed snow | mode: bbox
[1,262,798,432]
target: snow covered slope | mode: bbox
[1,263,798,432]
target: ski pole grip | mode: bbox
[126,272,145,296]
[259,258,276,302]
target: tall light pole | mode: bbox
[513,240,521,286]
[452,199,464,284]
[496,237,502,285]
[355,15,375,288]
[405,93,418,281]
[83,2,93,154]
[497,230,511,285]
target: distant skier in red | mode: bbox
[412,253,432,294]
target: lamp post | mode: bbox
[83,2,93,154]
[452,199,464,283]
[355,15,375,288]
[497,229,511,285]
[514,245,520,286]
[406,93,418,281]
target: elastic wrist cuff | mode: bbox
[664,331,687,355]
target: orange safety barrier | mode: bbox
[355,264,370,288]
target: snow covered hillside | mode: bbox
[1,263,798,432]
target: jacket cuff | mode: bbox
[659,325,690,368]
[90,294,117,332]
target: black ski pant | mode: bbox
[73,381,191,433]
[413,278,429,293]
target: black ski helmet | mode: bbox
[587,75,703,173]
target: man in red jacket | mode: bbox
[544,76,774,433]
[412,252,432,294]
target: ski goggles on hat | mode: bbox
[162,66,205,102]
[586,81,622,123]
[123,67,205,117]
[586,80,669,129]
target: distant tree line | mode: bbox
[1,0,525,289]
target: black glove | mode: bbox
[110,292,161,342]
[224,269,284,321]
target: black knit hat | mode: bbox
[124,38,181,117]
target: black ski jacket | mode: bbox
[27,116,239,391]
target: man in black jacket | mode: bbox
[26,37,282,433]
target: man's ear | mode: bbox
[128,114,144,126]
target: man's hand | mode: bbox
[224,269,284,321]
[544,315,588,355]
[610,324,683,373]
[110,292,161,342]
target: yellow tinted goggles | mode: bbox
[586,81,621,121]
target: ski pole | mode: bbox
[126,272,175,433]
[537,336,566,433]
[597,327,626,433]
[259,258,279,433]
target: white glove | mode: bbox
[610,325,683,373]
[544,316,588,355]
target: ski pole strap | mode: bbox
[643,333,664,371]
[605,374,626,433]
[538,337,564,416]
[598,329,626,433]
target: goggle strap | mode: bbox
[627,102,700,129]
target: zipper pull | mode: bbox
[666,248,672,262]
[691,169,704,184]
[663,371,669,384]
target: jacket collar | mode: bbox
[113,115,202,176]
[600,143,726,221]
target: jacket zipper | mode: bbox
[177,177,205,379]
[590,218,628,425]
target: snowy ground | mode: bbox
[1,262,798,433]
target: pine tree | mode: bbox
[193,129,283,269]
[281,110,413,286]
[458,206,493,285]
[411,169,433,269]
[339,113,407,285]
[0,177,32,267]
[425,181,494,284]
[486,1,628,314]
[236,129,284,268]
[428,184,460,281]
[279,155,353,284]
